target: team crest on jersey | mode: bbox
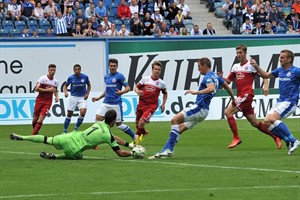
[287,71,291,77]
[236,72,245,79]
[81,79,84,83]
[155,81,159,86]
[112,78,116,83]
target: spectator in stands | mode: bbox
[130,12,142,35]
[282,1,291,19]
[168,24,178,36]
[155,0,167,17]
[177,0,191,19]
[222,0,233,30]
[292,0,300,15]
[84,20,97,36]
[180,27,188,35]
[271,20,278,34]
[44,0,57,21]
[285,8,296,24]
[243,7,254,23]
[286,23,296,34]
[251,0,263,13]
[21,26,30,37]
[21,0,35,24]
[95,1,106,23]
[190,24,203,35]
[85,2,96,21]
[291,14,300,31]
[166,1,179,23]
[251,21,263,34]
[157,21,169,36]
[264,1,271,15]
[151,7,164,27]
[41,0,48,7]
[7,0,21,23]
[0,1,8,23]
[73,1,81,16]
[75,8,86,28]
[129,0,139,17]
[229,0,244,34]
[263,22,273,34]
[118,24,130,36]
[241,17,253,34]
[138,0,149,17]
[90,16,99,30]
[269,3,281,25]
[72,24,85,37]
[100,16,111,31]
[55,10,68,36]
[117,0,131,21]
[254,7,268,28]
[96,24,106,36]
[142,11,156,35]
[203,22,216,35]
[45,28,55,37]
[174,9,184,31]
[32,30,39,37]
[34,1,44,20]
[106,23,118,36]
[65,6,75,36]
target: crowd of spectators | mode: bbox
[0,0,219,37]
[216,0,300,34]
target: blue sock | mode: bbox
[160,125,179,152]
[63,117,71,133]
[118,124,135,140]
[74,116,84,131]
[269,125,289,142]
[274,120,296,142]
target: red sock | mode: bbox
[227,116,239,139]
[32,122,42,135]
[257,122,277,139]
[32,121,37,128]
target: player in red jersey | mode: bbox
[32,64,59,135]
[223,44,282,149]
[134,61,168,143]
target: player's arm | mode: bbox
[262,78,269,96]
[63,82,69,97]
[161,90,168,113]
[92,90,106,102]
[116,85,130,95]
[84,83,91,100]
[185,83,215,95]
[135,83,143,96]
[218,71,232,84]
[54,89,59,102]
[35,82,57,93]
[221,81,236,105]
[250,57,274,79]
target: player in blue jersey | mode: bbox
[63,64,91,133]
[250,49,300,155]
[148,57,236,159]
[92,58,136,141]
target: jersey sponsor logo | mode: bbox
[236,72,245,79]
[144,85,156,92]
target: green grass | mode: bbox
[1,119,300,200]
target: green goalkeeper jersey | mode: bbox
[53,122,119,159]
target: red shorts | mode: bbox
[135,105,157,123]
[235,94,254,116]
[33,102,51,117]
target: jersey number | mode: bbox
[87,127,99,136]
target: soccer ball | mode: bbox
[132,145,146,159]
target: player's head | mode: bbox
[279,49,294,67]
[236,44,247,62]
[108,58,118,74]
[48,64,56,77]
[104,109,117,127]
[197,57,211,75]
[151,61,163,79]
[73,64,81,76]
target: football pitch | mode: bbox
[1,119,299,200]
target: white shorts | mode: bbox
[267,101,297,119]
[67,96,87,111]
[182,104,209,129]
[96,103,123,122]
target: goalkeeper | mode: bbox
[10,110,138,159]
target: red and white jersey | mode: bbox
[35,75,58,104]
[136,76,167,108]
[227,60,257,96]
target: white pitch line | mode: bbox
[0,186,299,199]
[2,150,300,174]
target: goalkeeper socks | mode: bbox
[74,116,84,131]
[274,120,296,142]
[257,122,277,139]
[32,122,42,135]
[117,124,135,140]
[227,116,239,139]
[63,117,71,133]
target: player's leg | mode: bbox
[115,104,135,140]
[74,98,87,131]
[245,114,282,149]
[136,109,155,143]
[32,102,41,129]
[225,102,240,148]
[95,104,107,122]
[32,104,51,135]
[64,110,73,133]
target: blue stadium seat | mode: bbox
[9,29,21,37]
[124,19,130,30]
[107,12,116,22]
[39,19,51,30]
[27,20,39,30]
[103,0,111,7]
[27,29,33,37]
[14,20,26,32]
[277,26,286,34]
[215,7,226,18]
[36,29,46,37]
[0,29,9,37]
[112,19,123,30]
[110,4,118,16]
[2,20,14,32]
